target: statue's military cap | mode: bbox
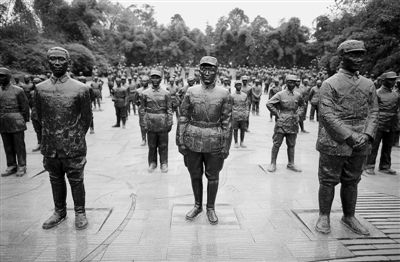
[337,40,366,54]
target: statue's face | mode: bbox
[151,75,161,87]
[0,74,11,86]
[235,84,242,92]
[242,80,248,86]
[384,78,396,89]
[48,55,69,77]
[188,80,195,86]
[200,64,217,85]
[341,51,365,73]
[141,79,149,87]
[286,80,296,91]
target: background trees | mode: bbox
[0,0,399,76]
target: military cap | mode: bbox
[316,80,322,84]
[337,40,366,54]
[121,76,126,80]
[115,77,121,82]
[127,76,132,80]
[141,75,149,81]
[380,71,397,79]
[242,76,248,81]
[33,77,42,84]
[0,67,11,76]
[150,69,162,77]
[187,76,195,81]
[47,46,70,59]
[286,74,297,81]
[234,80,242,86]
[255,79,261,83]
[200,56,218,67]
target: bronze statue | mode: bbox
[266,74,304,173]
[0,67,30,177]
[231,80,250,148]
[177,56,232,225]
[315,40,378,235]
[36,47,92,230]
[141,69,173,173]
[111,77,129,128]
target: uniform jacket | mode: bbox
[309,85,321,105]
[36,74,92,158]
[267,89,304,134]
[141,87,173,133]
[91,81,102,98]
[316,69,379,156]
[231,91,250,121]
[112,86,128,107]
[0,84,30,133]
[177,83,232,154]
[251,85,263,102]
[375,85,399,132]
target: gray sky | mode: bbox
[114,0,334,31]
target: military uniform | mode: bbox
[365,72,399,174]
[250,81,262,115]
[231,83,250,147]
[267,83,304,171]
[90,80,102,109]
[177,56,232,224]
[316,56,378,235]
[142,81,173,170]
[0,80,30,176]
[309,82,321,121]
[112,84,129,127]
[36,73,92,221]
[127,80,137,115]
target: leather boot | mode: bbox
[148,162,157,172]
[206,180,219,225]
[112,116,121,127]
[160,164,168,173]
[186,179,203,220]
[287,147,302,172]
[315,184,334,234]
[15,166,26,177]
[1,166,17,177]
[122,118,126,129]
[267,147,279,172]
[206,208,218,225]
[42,209,67,229]
[340,184,369,235]
[75,206,88,230]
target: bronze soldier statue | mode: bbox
[364,71,399,175]
[141,69,173,173]
[0,67,30,177]
[90,77,102,110]
[36,47,92,230]
[177,56,232,225]
[309,80,322,121]
[315,40,378,235]
[111,78,129,128]
[251,79,262,116]
[136,75,150,146]
[231,80,250,148]
[266,74,304,173]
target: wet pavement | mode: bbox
[1,81,400,261]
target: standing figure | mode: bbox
[309,80,322,121]
[167,77,181,118]
[127,77,137,115]
[232,80,250,148]
[136,75,150,146]
[266,74,304,173]
[295,78,309,133]
[111,78,129,128]
[36,47,92,230]
[177,56,232,225]
[268,78,282,121]
[141,70,173,173]
[0,67,30,177]
[364,71,399,175]
[315,40,378,235]
[251,79,262,116]
[107,74,115,96]
[90,77,102,110]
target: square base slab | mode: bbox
[171,204,240,229]
[292,209,386,240]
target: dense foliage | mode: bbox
[0,0,399,76]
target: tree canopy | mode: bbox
[1,0,399,76]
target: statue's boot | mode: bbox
[206,180,219,225]
[267,146,279,172]
[70,178,87,230]
[341,184,369,235]
[287,147,302,172]
[75,206,88,230]
[315,184,334,234]
[43,178,67,229]
[186,179,203,220]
